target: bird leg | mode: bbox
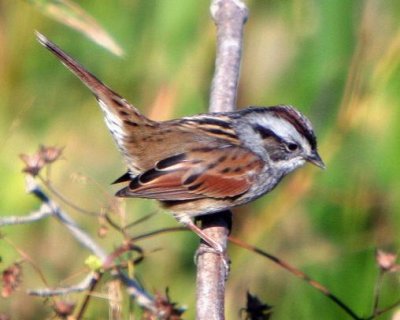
[178,215,231,276]
[180,216,225,253]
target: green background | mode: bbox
[1,0,400,318]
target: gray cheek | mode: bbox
[266,147,286,162]
[233,122,270,161]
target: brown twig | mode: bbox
[130,226,188,242]
[38,174,101,217]
[2,237,50,289]
[75,272,102,320]
[365,298,400,320]
[371,269,384,317]
[124,210,159,230]
[229,236,363,320]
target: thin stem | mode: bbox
[0,205,52,226]
[38,175,101,217]
[75,272,102,320]
[365,298,400,320]
[229,236,363,320]
[196,1,248,319]
[26,175,107,259]
[371,269,384,317]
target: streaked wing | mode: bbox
[116,146,263,200]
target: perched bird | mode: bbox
[36,32,324,252]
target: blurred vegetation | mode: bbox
[1,0,400,319]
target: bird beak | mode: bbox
[307,151,326,169]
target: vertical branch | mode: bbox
[209,0,248,112]
[196,0,248,319]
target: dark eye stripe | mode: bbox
[240,106,317,150]
[252,124,283,143]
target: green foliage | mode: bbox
[1,0,400,319]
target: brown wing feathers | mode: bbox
[116,147,263,201]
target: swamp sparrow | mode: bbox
[37,32,324,252]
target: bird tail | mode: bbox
[36,32,158,174]
[35,31,152,126]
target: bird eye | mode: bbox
[287,143,299,152]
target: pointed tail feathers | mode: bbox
[35,31,151,125]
